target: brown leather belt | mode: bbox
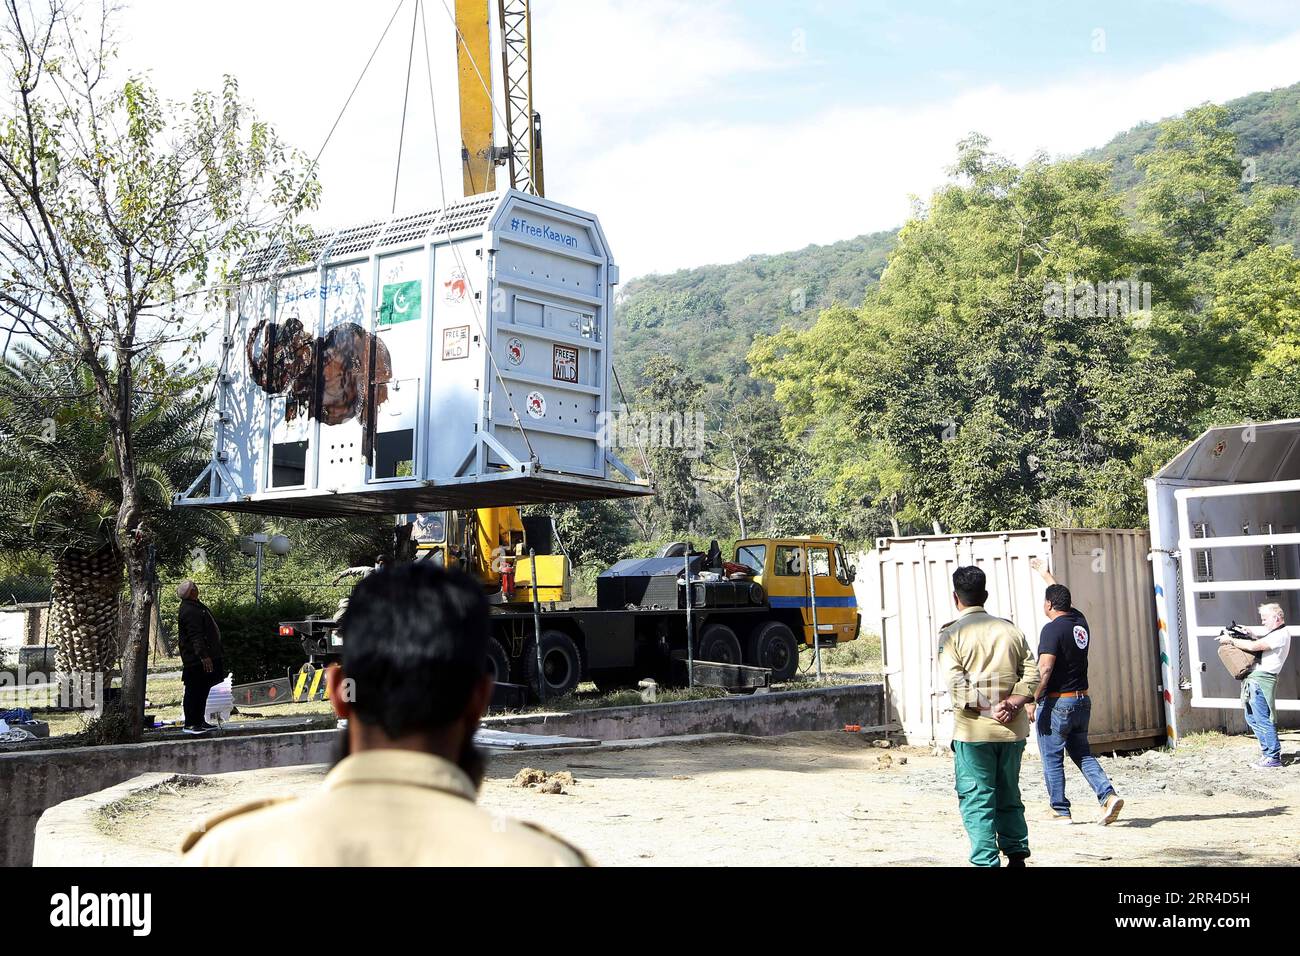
[1047,690,1088,699]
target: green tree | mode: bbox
[1136,104,1249,258]
[0,3,317,738]
[0,349,238,673]
[1135,103,1300,397]
[634,355,704,537]
[754,139,1192,533]
[701,394,784,538]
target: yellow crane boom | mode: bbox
[453,0,543,198]
[454,0,497,195]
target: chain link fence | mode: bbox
[0,576,52,607]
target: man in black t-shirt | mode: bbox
[1029,558,1123,826]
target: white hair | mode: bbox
[176,580,196,599]
[1259,603,1285,624]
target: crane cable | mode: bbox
[418,0,538,465]
[392,0,421,214]
[198,0,409,442]
[611,364,651,478]
[210,0,541,468]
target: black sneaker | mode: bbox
[1006,853,1028,868]
[199,721,220,731]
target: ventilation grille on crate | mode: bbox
[232,194,499,282]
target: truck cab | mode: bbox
[733,536,860,648]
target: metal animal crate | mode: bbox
[177,190,649,517]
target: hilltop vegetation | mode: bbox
[1086,81,1300,244]
[614,230,895,394]
[592,91,1300,551]
[615,81,1300,402]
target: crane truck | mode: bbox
[280,510,862,699]
[269,0,858,699]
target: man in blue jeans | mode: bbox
[1028,558,1124,825]
[1218,603,1290,769]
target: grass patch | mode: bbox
[781,672,875,689]
[148,656,184,674]
[797,634,883,674]
[95,776,210,835]
[1160,730,1229,753]
[31,669,338,743]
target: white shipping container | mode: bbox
[1146,418,1300,742]
[858,529,1164,751]
[177,190,649,518]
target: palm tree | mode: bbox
[0,347,237,676]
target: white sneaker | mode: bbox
[1098,794,1124,825]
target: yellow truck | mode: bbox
[284,518,861,701]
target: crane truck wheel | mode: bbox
[747,621,799,682]
[522,630,583,700]
[485,636,513,685]
[696,624,743,665]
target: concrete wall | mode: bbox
[3,730,339,867]
[12,683,882,867]
[33,772,194,867]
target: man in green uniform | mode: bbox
[939,565,1040,867]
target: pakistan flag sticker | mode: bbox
[380,280,422,326]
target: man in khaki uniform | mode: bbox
[939,565,1040,867]
[183,562,588,866]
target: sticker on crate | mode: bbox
[443,270,468,303]
[506,337,524,366]
[553,345,579,383]
[442,325,470,360]
[526,390,547,418]
[379,279,421,326]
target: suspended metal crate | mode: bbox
[177,190,649,518]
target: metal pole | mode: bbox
[919,539,938,747]
[684,552,694,688]
[255,540,264,606]
[529,548,544,705]
[808,547,823,681]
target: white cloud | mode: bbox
[110,2,1300,278]
[531,0,779,147]
[1164,0,1300,25]
[557,28,1300,275]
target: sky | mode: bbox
[112,0,1300,279]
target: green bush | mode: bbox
[207,594,331,684]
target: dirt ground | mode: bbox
[98,729,1300,866]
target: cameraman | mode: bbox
[1219,603,1291,769]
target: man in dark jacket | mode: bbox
[1028,558,1123,825]
[177,580,226,734]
